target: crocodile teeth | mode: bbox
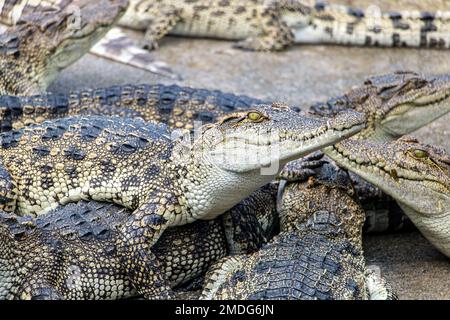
[376,161,386,168]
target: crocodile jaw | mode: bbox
[325,144,450,216]
[186,124,364,222]
[399,202,450,258]
[40,25,113,90]
[208,124,365,173]
[12,0,128,95]
[325,144,450,257]
[379,89,450,140]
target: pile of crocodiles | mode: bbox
[0,0,448,300]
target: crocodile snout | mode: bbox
[327,110,367,132]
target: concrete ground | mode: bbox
[49,0,450,299]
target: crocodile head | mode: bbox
[176,103,366,220]
[324,137,450,257]
[312,71,450,142]
[0,0,128,95]
[348,71,450,141]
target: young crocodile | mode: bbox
[119,0,450,51]
[280,151,415,234]
[294,70,450,232]
[200,160,396,300]
[0,106,365,298]
[0,201,222,299]
[0,0,128,95]
[309,71,450,142]
[324,137,450,258]
[0,182,278,300]
[0,71,447,233]
[0,83,269,132]
[0,71,448,137]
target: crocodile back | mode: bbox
[0,84,270,132]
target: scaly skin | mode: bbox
[0,0,89,25]
[0,106,365,298]
[0,183,278,300]
[0,201,227,299]
[1,71,448,139]
[119,0,450,51]
[0,0,178,78]
[200,162,396,300]
[308,71,450,142]
[0,84,268,132]
[221,183,279,255]
[0,0,128,95]
[324,136,450,257]
[279,151,416,233]
[0,71,447,233]
[307,70,450,232]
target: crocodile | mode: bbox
[0,71,448,138]
[0,0,179,79]
[200,160,396,300]
[324,136,450,257]
[0,0,128,95]
[0,71,447,233]
[308,71,450,142]
[118,0,450,51]
[0,83,269,132]
[288,70,450,232]
[0,106,365,298]
[280,151,415,234]
[0,202,223,299]
[0,182,278,300]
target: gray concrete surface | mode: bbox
[49,0,450,300]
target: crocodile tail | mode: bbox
[200,256,244,300]
[0,89,143,133]
[90,27,181,79]
[365,267,398,300]
[291,1,450,49]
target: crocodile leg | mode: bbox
[120,245,174,299]
[118,197,178,299]
[277,152,328,182]
[139,5,181,50]
[201,256,244,300]
[234,3,293,51]
[221,183,278,255]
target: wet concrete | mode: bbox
[49,0,450,299]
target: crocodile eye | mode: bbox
[247,111,265,122]
[412,149,429,159]
[410,78,428,89]
[378,85,400,100]
[218,114,244,124]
